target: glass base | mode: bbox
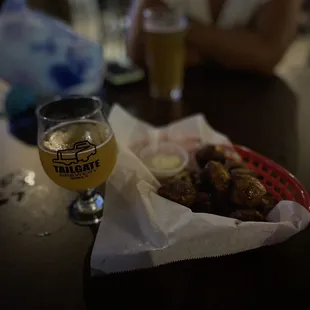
[150,86,182,102]
[69,192,104,226]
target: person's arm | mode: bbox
[127,0,164,65]
[187,0,302,74]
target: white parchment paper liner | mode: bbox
[91,105,310,274]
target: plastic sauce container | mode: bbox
[139,142,189,179]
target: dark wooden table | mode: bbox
[1,66,310,309]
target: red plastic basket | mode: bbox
[225,145,310,211]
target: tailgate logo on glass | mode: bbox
[53,140,96,165]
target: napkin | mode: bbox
[91,105,310,274]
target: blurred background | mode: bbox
[0,0,309,81]
[1,0,310,118]
[1,0,310,152]
[0,0,308,105]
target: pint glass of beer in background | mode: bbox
[143,7,187,101]
[36,97,117,225]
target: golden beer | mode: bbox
[144,9,187,101]
[39,120,117,191]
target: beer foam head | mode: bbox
[143,8,187,33]
[41,120,112,152]
[143,19,187,33]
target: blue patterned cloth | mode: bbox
[0,0,103,97]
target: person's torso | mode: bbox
[163,0,270,28]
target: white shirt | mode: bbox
[163,0,271,28]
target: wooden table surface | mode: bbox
[1,66,309,309]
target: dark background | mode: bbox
[1,1,310,309]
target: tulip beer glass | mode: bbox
[37,96,117,225]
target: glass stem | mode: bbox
[80,188,96,202]
[76,189,98,213]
